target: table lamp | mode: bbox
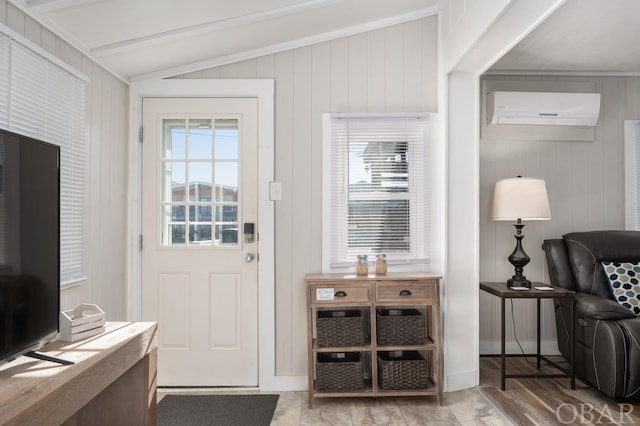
[492,176,551,288]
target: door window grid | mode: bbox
[161,118,240,247]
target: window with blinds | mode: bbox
[0,31,88,285]
[624,120,640,230]
[323,114,431,268]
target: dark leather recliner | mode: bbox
[542,230,640,400]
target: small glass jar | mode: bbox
[375,254,387,275]
[356,255,369,275]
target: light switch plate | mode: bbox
[270,181,282,200]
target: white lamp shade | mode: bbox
[492,177,551,221]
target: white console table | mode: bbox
[0,321,158,426]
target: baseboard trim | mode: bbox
[259,375,307,392]
[446,368,478,392]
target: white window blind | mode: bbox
[0,30,87,285]
[0,35,8,266]
[323,114,431,269]
[624,120,640,230]
[0,34,10,130]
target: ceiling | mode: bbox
[12,0,640,82]
[489,0,640,74]
[14,0,438,81]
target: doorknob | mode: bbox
[245,253,255,263]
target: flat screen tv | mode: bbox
[0,128,61,365]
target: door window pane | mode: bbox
[171,204,185,222]
[163,204,186,246]
[216,224,238,245]
[188,163,212,197]
[215,162,238,202]
[161,117,240,247]
[189,224,212,244]
[215,205,238,223]
[163,119,186,159]
[164,162,186,202]
[169,224,186,245]
[188,119,212,159]
[214,119,238,160]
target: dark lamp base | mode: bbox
[505,220,532,289]
[507,277,531,289]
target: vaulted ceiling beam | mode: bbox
[91,0,347,57]
[131,6,438,82]
[25,0,104,13]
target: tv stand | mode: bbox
[0,322,157,425]
[25,350,75,365]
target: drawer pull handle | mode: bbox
[335,291,347,297]
[399,290,412,296]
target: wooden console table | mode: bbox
[305,272,442,407]
[0,321,158,425]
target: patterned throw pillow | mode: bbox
[602,261,640,316]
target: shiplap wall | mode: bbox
[173,16,438,376]
[1,1,129,320]
[479,74,638,353]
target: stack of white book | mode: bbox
[60,303,106,342]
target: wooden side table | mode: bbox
[480,282,576,390]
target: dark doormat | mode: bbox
[158,394,279,426]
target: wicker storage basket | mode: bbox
[316,310,365,347]
[376,309,425,346]
[316,352,364,392]
[377,351,429,390]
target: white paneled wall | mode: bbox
[1,1,129,320]
[480,74,638,354]
[174,16,438,376]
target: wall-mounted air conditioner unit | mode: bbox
[487,91,601,127]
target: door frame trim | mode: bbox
[128,79,278,388]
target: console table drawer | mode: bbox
[376,281,435,302]
[310,285,370,304]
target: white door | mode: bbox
[141,97,258,386]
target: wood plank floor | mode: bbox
[479,356,640,425]
[158,356,640,425]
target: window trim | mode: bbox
[322,113,432,272]
[624,120,640,230]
